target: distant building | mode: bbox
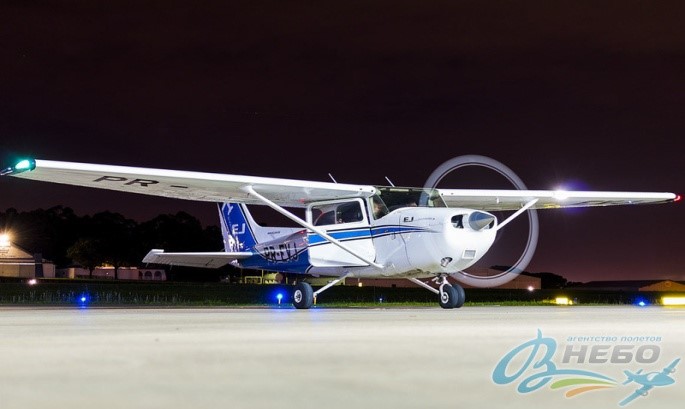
[0,239,56,278]
[237,267,541,289]
[57,266,166,281]
[236,270,286,285]
[569,280,685,292]
[639,280,685,292]
[0,235,166,281]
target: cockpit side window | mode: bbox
[370,195,389,219]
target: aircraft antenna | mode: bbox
[328,173,338,183]
[384,176,395,187]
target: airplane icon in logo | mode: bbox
[619,358,680,406]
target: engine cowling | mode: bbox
[398,207,497,273]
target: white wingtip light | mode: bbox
[553,190,569,201]
[0,233,10,248]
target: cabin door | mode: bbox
[307,199,376,267]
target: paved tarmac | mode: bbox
[0,306,684,409]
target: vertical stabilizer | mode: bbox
[218,203,259,252]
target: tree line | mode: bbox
[0,206,231,281]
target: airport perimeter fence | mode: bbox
[0,279,670,306]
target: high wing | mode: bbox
[142,249,252,268]
[662,358,680,374]
[439,189,678,211]
[3,159,677,210]
[2,159,376,207]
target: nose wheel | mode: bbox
[408,276,465,309]
[438,277,465,309]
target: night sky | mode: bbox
[1,1,684,282]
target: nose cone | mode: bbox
[468,211,496,231]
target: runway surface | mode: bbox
[1,306,683,409]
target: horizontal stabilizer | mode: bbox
[143,249,252,269]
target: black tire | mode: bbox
[439,284,458,309]
[293,282,314,309]
[453,283,466,308]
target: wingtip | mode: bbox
[142,249,165,263]
[1,158,36,176]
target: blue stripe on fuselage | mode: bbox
[307,227,371,246]
[370,225,431,238]
[307,225,432,246]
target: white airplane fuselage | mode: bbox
[234,204,498,280]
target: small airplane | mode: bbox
[619,358,680,406]
[1,158,679,309]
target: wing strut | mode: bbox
[242,186,383,269]
[313,272,353,300]
[495,199,539,232]
[408,277,440,294]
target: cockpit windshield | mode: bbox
[374,187,447,212]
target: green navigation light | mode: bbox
[2,158,37,175]
[15,160,32,170]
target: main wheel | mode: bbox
[293,282,314,309]
[439,284,458,309]
[453,283,466,308]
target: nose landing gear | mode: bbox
[437,275,465,309]
[408,275,465,309]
